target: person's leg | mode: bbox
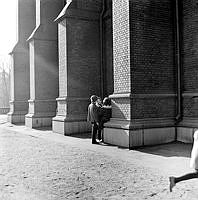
[92,122,98,144]
[169,170,198,192]
[98,120,105,141]
[175,171,198,183]
[97,124,102,141]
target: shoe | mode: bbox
[169,176,176,192]
[92,141,99,144]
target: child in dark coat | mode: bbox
[87,95,101,144]
[99,97,112,141]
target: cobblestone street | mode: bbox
[0,116,198,200]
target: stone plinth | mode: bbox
[52,1,101,135]
[25,0,63,128]
[8,0,36,124]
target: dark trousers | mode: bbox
[91,122,99,144]
[98,119,108,141]
[175,170,198,183]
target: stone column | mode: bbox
[52,0,102,135]
[104,0,176,148]
[103,0,132,148]
[25,0,63,128]
[8,0,36,124]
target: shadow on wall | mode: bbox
[136,141,192,158]
[111,99,129,120]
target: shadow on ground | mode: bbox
[70,132,92,139]
[33,127,52,131]
[136,142,192,158]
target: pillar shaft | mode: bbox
[52,1,102,134]
[104,0,176,148]
[25,0,63,128]
[8,0,36,124]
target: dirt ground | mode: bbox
[0,115,198,200]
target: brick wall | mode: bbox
[111,0,131,119]
[129,0,176,119]
[112,0,131,94]
[55,0,103,124]
[66,18,101,98]
[76,0,102,12]
[103,2,113,97]
[132,96,176,119]
[182,0,198,118]
[58,20,67,97]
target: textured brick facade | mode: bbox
[103,2,113,97]
[112,0,131,94]
[25,0,63,128]
[53,0,102,134]
[182,0,198,118]
[76,0,102,11]
[130,0,176,119]
[111,0,176,121]
[8,0,36,124]
[67,18,101,98]
[11,0,198,145]
[130,0,175,93]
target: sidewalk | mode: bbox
[0,115,198,199]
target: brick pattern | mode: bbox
[131,97,176,119]
[111,0,175,120]
[182,0,198,118]
[183,97,198,118]
[112,98,131,119]
[112,0,131,94]
[182,0,198,92]
[104,16,113,96]
[57,98,89,118]
[130,0,175,120]
[77,0,102,12]
[130,0,175,94]
[67,99,89,115]
[35,100,56,114]
[56,8,101,120]
[58,21,67,97]
[66,18,101,98]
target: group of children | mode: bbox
[87,95,112,144]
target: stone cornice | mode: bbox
[27,25,58,42]
[182,93,198,98]
[109,93,176,99]
[9,42,29,54]
[28,99,56,103]
[104,117,198,129]
[104,117,175,130]
[53,114,87,122]
[55,8,100,23]
[56,97,89,102]
[178,117,198,128]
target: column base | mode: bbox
[176,118,198,143]
[25,114,54,128]
[7,100,29,124]
[52,116,91,135]
[176,127,194,143]
[7,112,26,124]
[104,118,176,148]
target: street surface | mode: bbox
[0,115,198,200]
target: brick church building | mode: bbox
[7,0,198,148]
